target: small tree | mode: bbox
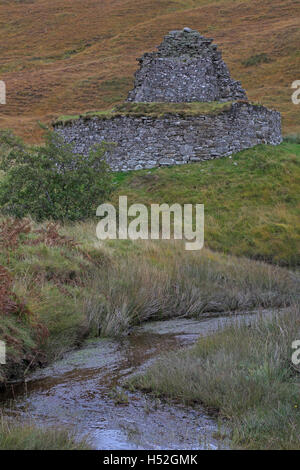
[0,130,113,221]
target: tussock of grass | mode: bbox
[0,419,90,450]
[129,305,300,449]
[54,101,234,125]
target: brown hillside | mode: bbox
[0,0,299,142]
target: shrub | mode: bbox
[0,130,113,221]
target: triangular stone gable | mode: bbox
[127,28,247,103]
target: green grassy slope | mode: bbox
[111,142,300,266]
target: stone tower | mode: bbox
[55,28,282,172]
[127,28,247,103]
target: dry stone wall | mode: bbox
[54,29,282,171]
[55,102,282,172]
[127,29,247,103]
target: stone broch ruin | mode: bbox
[55,28,282,171]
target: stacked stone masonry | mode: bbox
[54,28,282,171]
[127,28,247,103]
[56,103,282,172]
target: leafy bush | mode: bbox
[0,130,113,221]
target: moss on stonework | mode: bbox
[54,101,241,126]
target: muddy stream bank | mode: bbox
[0,312,269,450]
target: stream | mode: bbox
[0,311,270,450]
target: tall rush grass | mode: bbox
[82,240,298,337]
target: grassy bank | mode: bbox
[0,219,298,386]
[129,305,300,450]
[0,419,90,450]
[111,141,300,266]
